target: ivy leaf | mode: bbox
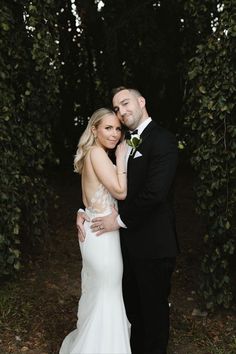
[199,86,206,94]
[225,221,230,230]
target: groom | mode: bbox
[77,87,179,354]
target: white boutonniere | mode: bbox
[127,133,142,156]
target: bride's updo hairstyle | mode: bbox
[74,108,116,174]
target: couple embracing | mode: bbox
[59,86,179,354]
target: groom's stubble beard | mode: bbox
[123,109,143,130]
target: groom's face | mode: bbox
[112,89,144,131]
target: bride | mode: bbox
[59,108,131,354]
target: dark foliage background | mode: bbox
[0,0,235,309]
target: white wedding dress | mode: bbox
[59,183,131,354]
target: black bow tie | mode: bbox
[125,129,138,140]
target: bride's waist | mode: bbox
[85,207,112,219]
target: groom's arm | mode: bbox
[119,131,178,230]
[76,186,90,241]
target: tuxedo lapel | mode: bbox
[140,120,156,142]
[127,120,156,165]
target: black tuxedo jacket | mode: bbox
[118,120,179,259]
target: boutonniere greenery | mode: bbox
[127,133,142,156]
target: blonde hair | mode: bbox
[74,108,116,174]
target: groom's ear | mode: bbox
[138,96,146,109]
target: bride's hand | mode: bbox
[115,140,128,160]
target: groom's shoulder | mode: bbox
[149,122,176,141]
[147,123,177,155]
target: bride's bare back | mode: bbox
[82,144,127,213]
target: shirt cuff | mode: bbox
[117,215,127,228]
[77,208,85,213]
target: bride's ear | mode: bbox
[91,125,97,138]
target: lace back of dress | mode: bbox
[87,183,117,215]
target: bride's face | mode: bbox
[93,114,122,150]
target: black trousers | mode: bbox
[121,243,176,354]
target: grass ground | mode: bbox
[0,167,235,354]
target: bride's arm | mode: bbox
[89,143,127,200]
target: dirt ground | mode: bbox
[0,166,235,354]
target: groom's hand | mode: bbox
[91,207,119,236]
[76,211,90,242]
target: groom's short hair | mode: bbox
[111,86,142,99]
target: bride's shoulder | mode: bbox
[89,146,107,159]
[85,146,108,168]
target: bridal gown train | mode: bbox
[59,183,131,354]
